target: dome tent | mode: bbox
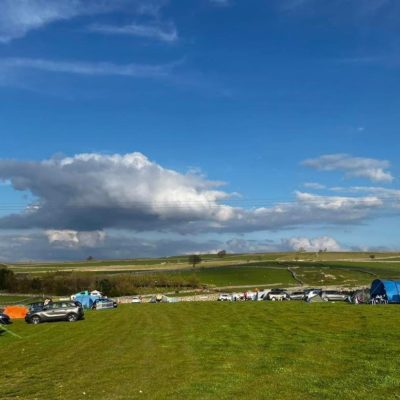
[370,280,400,303]
[3,305,28,319]
[73,291,101,309]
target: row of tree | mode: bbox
[0,266,201,297]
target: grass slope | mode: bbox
[2,303,400,400]
[0,295,42,307]
[180,265,295,287]
[9,252,400,274]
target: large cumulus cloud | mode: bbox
[0,152,235,231]
[0,152,391,234]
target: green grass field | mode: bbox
[0,295,42,307]
[4,254,400,301]
[8,252,400,274]
[2,303,400,400]
[179,265,295,287]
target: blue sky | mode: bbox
[0,0,399,260]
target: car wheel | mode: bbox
[31,315,41,325]
[67,313,78,322]
[271,297,276,301]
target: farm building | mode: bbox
[370,279,400,303]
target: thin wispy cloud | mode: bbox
[279,0,400,29]
[303,182,326,190]
[0,57,178,78]
[88,21,178,43]
[302,154,394,183]
[282,0,393,14]
[0,0,166,43]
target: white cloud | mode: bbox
[0,152,235,232]
[295,191,382,210]
[329,186,400,208]
[0,231,345,261]
[302,154,394,183]
[0,57,177,79]
[88,21,178,43]
[303,182,326,190]
[285,236,342,252]
[46,230,106,248]
[0,152,395,235]
[0,0,166,43]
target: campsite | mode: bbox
[1,1,400,398]
[2,253,400,399]
[2,301,400,400]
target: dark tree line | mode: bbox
[0,266,200,297]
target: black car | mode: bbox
[0,313,12,325]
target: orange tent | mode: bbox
[3,305,28,319]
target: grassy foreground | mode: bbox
[2,303,400,400]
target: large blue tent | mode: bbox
[370,280,400,303]
[73,291,101,309]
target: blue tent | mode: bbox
[74,291,101,309]
[370,280,400,303]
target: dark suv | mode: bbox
[25,301,84,324]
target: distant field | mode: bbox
[313,261,400,280]
[277,252,400,262]
[4,253,400,294]
[180,265,295,287]
[7,254,286,274]
[181,261,400,288]
[0,295,42,307]
[2,303,400,400]
[8,252,400,275]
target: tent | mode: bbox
[351,289,371,304]
[307,295,324,303]
[370,280,400,303]
[3,305,28,319]
[73,291,102,309]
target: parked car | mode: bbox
[320,290,350,302]
[266,289,289,301]
[25,301,84,324]
[218,293,232,301]
[28,302,44,312]
[91,298,117,309]
[289,291,305,300]
[304,288,322,299]
[131,296,142,303]
[0,313,11,325]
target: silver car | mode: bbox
[289,291,305,300]
[25,301,84,324]
[320,290,349,302]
